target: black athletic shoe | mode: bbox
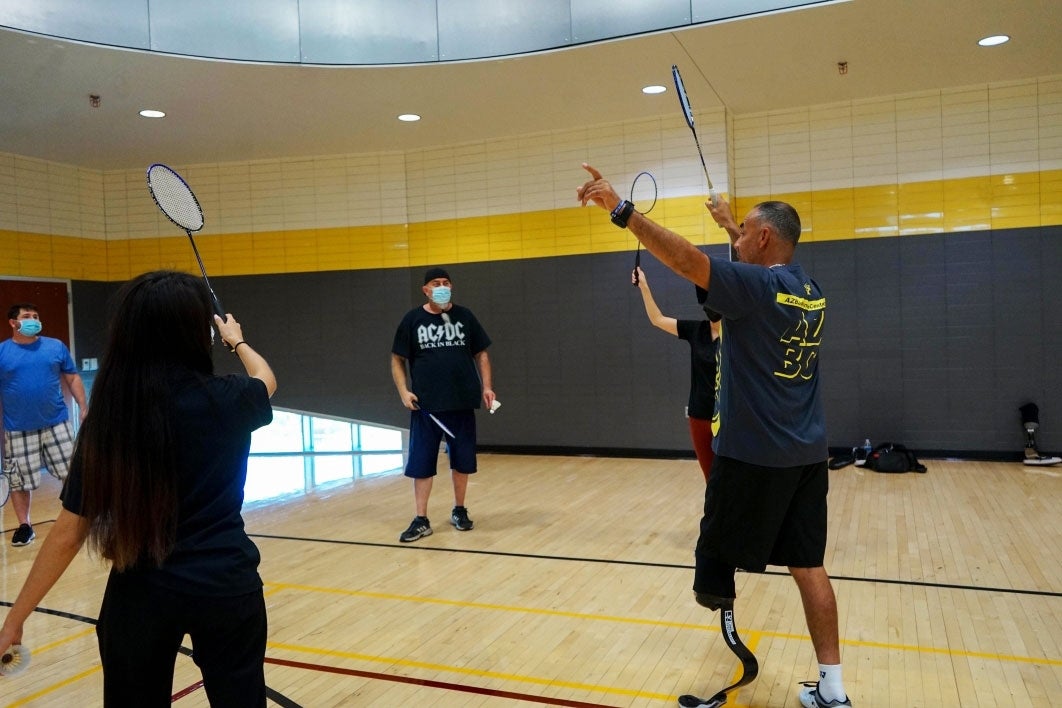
[677,694,725,708]
[450,506,473,531]
[399,516,432,543]
[11,524,35,546]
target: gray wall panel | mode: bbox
[571,0,690,43]
[299,0,438,64]
[2,0,834,63]
[70,224,1062,459]
[149,0,301,62]
[437,0,571,61]
[691,0,830,23]
[0,0,149,47]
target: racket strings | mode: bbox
[147,166,204,232]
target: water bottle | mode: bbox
[863,438,872,459]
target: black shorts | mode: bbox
[695,456,828,572]
[405,409,478,478]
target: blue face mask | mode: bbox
[431,286,452,306]
[17,319,42,336]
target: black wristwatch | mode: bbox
[610,200,636,229]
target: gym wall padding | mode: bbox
[68,223,1062,458]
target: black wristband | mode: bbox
[610,200,636,229]
[232,341,248,354]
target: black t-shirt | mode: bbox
[62,371,273,596]
[391,304,491,412]
[677,319,718,420]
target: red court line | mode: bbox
[172,680,204,700]
[264,657,621,707]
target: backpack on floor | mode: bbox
[864,443,927,473]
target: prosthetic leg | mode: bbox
[679,558,759,707]
[1020,403,1061,466]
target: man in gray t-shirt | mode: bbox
[578,163,851,708]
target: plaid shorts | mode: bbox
[2,420,75,491]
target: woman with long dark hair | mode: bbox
[0,270,276,706]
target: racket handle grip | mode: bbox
[708,189,719,207]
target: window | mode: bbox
[245,408,405,503]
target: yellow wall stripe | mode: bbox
[3,169,1059,282]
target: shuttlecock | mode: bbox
[489,399,501,414]
[0,644,31,677]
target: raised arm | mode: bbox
[633,267,678,336]
[578,163,710,291]
[706,194,742,248]
[214,315,277,397]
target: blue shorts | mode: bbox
[405,409,478,479]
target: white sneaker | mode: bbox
[799,681,852,707]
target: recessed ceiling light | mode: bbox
[397,114,421,122]
[977,34,1010,47]
[642,85,667,95]
[139,109,166,118]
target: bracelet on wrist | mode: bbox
[610,200,636,229]
[232,341,247,353]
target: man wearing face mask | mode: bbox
[0,303,87,546]
[391,267,496,543]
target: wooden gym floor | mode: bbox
[1,455,1059,707]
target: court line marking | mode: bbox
[249,532,1062,598]
[264,656,624,707]
[263,581,1062,667]
[266,640,674,702]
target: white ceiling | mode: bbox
[0,0,1058,171]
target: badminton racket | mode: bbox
[629,171,658,286]
[0,471,9,508]
[146,164,225,319]
[0,644,31,677]
[672,65,718,207]
[413,402,455,438]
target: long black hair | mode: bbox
[75,270,216,570]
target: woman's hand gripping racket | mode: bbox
[672,65,718,208]
[0,644,31,677]
[146,164,226,320]
[629,171,658,286]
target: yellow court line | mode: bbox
[33,627,96,653]
[265,581,720,632]
[3,628,100,708]
[4,666,101,708]
[264,581,1061,667]
[267,640,676,702]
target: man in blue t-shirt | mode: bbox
[578,164,851,708]
[391,267,496,543]
[0,303,87,547]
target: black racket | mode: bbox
[630,171,658,286]
[672,65,718,207]
[146,164,225,318]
